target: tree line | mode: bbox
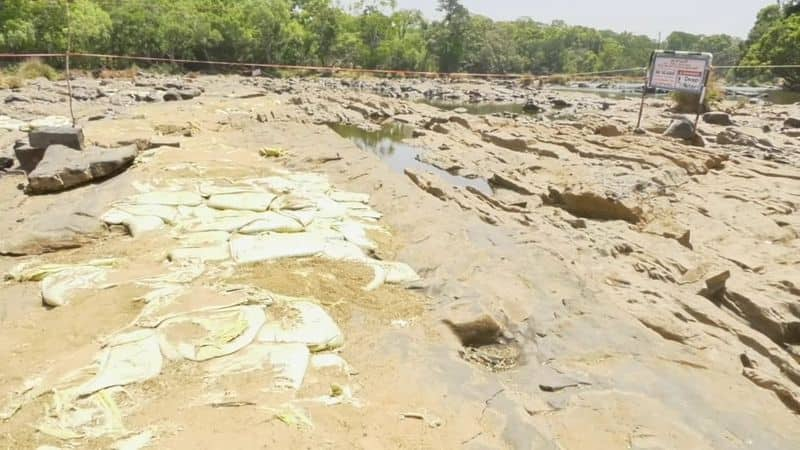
[0,0,796,88]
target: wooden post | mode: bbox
[635,52,654,131]
[65,0,76,127]
[692,67,711,138]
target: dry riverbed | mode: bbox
[1,73,799,449]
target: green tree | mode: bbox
[664,31,702,51]
[742,13,800,90]
[434,0,469,72]
[744,4,783,49]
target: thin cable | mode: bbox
[0,52,646,79]
[713,64,800,69]
[0,51,795,77]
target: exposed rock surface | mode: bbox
[4,94,31,104]
[1,74,799,449]
[703,111,733,125]
[26,145,137,194]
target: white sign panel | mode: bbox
[648,52,712,94]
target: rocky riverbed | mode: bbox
[1,73,799,449]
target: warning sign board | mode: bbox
[648,51,712,94]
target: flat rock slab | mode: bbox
[27,145,137,194]
[29,127,84,150]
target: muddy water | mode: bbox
[329,123,494,196]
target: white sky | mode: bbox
[341,0,776,38]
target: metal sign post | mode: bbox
[635,50,713,135]
[635,52,656,131]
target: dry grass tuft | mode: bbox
[16,58,59,80]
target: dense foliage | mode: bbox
[739,2,800,89]
[0,0,792,86]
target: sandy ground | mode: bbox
[1,74,799,449]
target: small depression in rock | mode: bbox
[329,123,493,196]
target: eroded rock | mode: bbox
[482,130,528,152]
[404,169,450,201]
[4,94,31,104]
[29,127,84,150]
[595,123,624,137]
[703,112,733,126]
[663,117,695,140]
[27,145,137,194]
[545,187,642,223]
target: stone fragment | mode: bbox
[594,124,624,137]
[29,127,84,150]
[702,112,733,126]
[663,117,695,140]
[163,89,181,101]
[442,315,503,347]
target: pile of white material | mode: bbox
[22,290,348,442]
[101,173,420,290]
[2,170,417,443]
[5,259,116,307]
[0,115,71,132]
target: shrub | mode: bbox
[16,59,59,80]
[0,75,24,89]
[519,75,535,87]
[545,75,569,85]
[671,74,724,114]
[95,66,138,79]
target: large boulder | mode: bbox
[29,127,84,150]
[179,87,202,100]
[145,91,163,102]
[550,98,573,109]
[163,89,181,101]
[702,112,733,126]
[70,86,104,101]
[595,123,624,137]
[4,94,31,104]
[785,117,800,129]
[26,145,137,194]
[523,99,545,113]
[663,117,695,140]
